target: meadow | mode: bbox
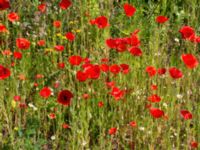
[0,0,200,149]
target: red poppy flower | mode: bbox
[89,19,96,25]
[34,82,39,87]
[98,101,104,108]
[57,90,73,106]
[57,62,65,69]
[106,38,131,52]
[129,47,142,56]
[156,16,169,23]
[38,3,46,13]
[54,81,60,88]
[149,107,164,118]
[91,16,109,29]
[35,74,44,79]
[62,123,70,129]
[169,67,183,79]
[106,81,115,88]
[109,64,121,74]
[148,94,161,103]
[8,12,19,22]
[110,87,125,101]
[181,54,198,69]
[19,103,27,109]
[129,121,137,127]
[100,64,109,72]
[49,113,56,119]
[68,55,82,66]
[130,34,140,47]
[116,43,127,52]
[190,141,198,149]
[82,57,90,64]
[82,93,89,100]
[106,38,116,49]
[0,24,7,33]
[180,110,192,120]
[157,68,166,75]
[84,64,101,79]
[39,87,51,99]
[16,38,30,50]
[0,65,11,80]
[123,3,136,17]
[2,49,12,56]
[150,84,157,90]
[37,40,45,46]
[146,66,157,77]
[14,95,21,102]
[0,0,10,10]
[179,26,195,40]
[196,36,200,43]
[76,70,88,82]
[13,51,22,59]
[101,58,109,63]
[54,45,64,52]
[145,104,152,109]
[59,0,72,10]
[120,64,130,74]
[53,20,61,28]
[108,127,117,135]
[65,32,75,41]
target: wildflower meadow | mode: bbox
[0,0,200,149]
